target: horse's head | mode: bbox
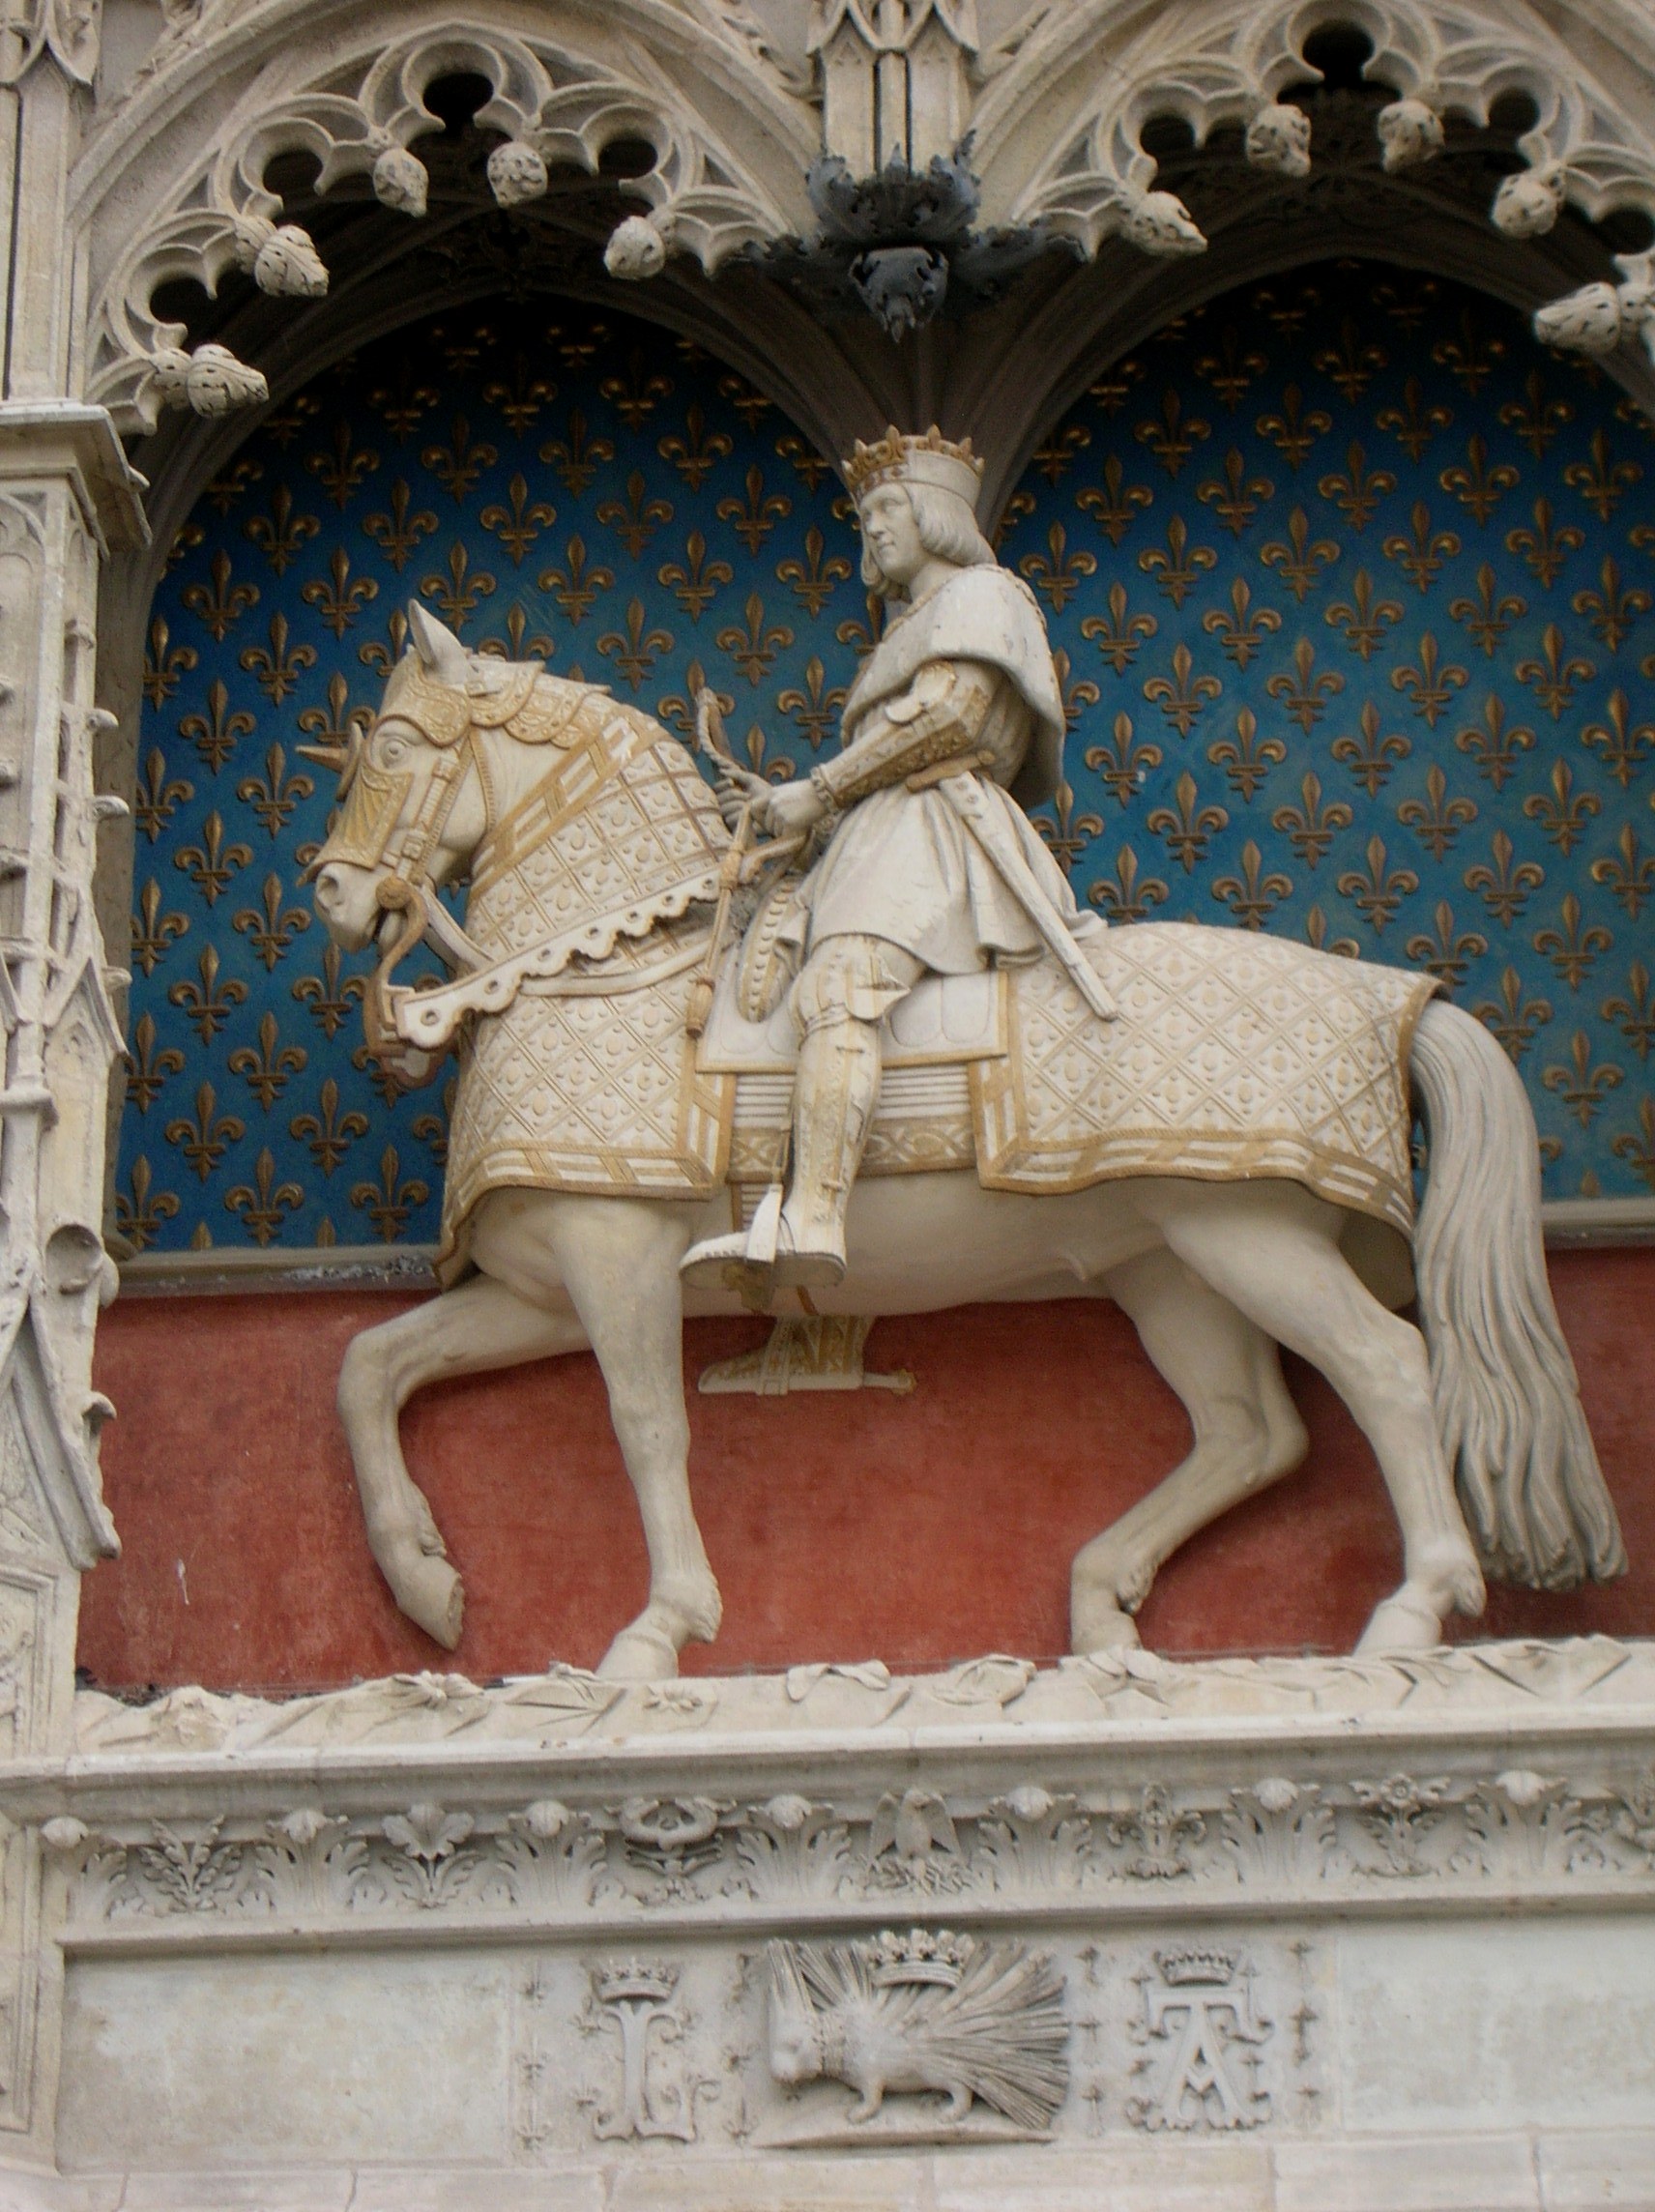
[307,603,536,950]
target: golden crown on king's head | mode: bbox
[842,422,986,511]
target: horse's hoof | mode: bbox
[595,1619,682,1682]
[387,1550,465,1649]
[1070,1605,1144,1654]
[1354,1586,1446,1656]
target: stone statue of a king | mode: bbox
[681,423,1104,1293]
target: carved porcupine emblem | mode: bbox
[766,1927,1068,2131]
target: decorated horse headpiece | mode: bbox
[842,423,985,515]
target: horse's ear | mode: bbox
[408,601,470,684]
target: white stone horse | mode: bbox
[309,610,1624,1682]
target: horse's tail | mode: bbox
[1408,997,1625,1588]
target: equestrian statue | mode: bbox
[307,424,1624,1682]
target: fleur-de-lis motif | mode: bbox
[991,489,1036,549]
[1532,892,1613,989]
[1255,382,1333,469]
[305,421,380,511]
[1033,776,1105,875]
[131,880,189,976]
[715,464,791,553]
[1086,709,1164,805]
[775,524,852,615]
[134,747,193,844]
[1397,761,1478,859]
[165,1080,246,1181]
[736,719,797,785]
[1404,899,1488,986]
[1318,442,1397,530]
[1088,844,1170,922]
[538,408,615,497]
[1133,387,1211,479]
[300,545,379,638]
[143,615,199,709]
[205,456,263,515]
[1304,905,1360,957]
[654,401,735,489]
[1455,694,1534,790]
[178,678,256,774]
[596,468,673,558]
[1324,568,1404,660]
[181,549,259,642]
[1446,563,1526,657]
[1514,621,1594,719]
[1589,825,1655,918]
[1570,554,1650,651]
[1432,310,1506,395]
[1582,688,1655,788]
[1562,426,1641,521]
[537,535,615,624]
[368,364,439,440]
[1437,433,1520,525]
[419,543,497,633]
[1376,376,1453,462]
[223,1148,305,1246]
[234,743,314,839]
[1081,580,1159,673]
[1031,422,1092,482]
[292,940,365,1040]
[1194,326,1268,409]
[1260,506,1340,601]
[297,670,370,761]
[1147,770,1229,871]
[489,604,556,661]
[599,351,673,428]
[1271,771,1352,865]
[1381,500,1460,593]
[655,528,734,622]
[411,1075,457,1169]
[243,484,321,576]
[1138,515,1218,608]
[833,589,885,660]
[175,809,252,905]
[1143,640,1222,737]
[1205,706,1284,802]
[714,591,791,686]
[1212,839,1292,929]
[363,479,440,572]
[478,474,556,567]
[1611,1097,1655,1191]
[1497,370,1572,459]
[127,1009,186,1111]
[290,1076,370,1175]
[481,354,556,435]
[1336,834,1418,933]
[1542,1032,1623,1127]
[772,655,847,752]
[1313,316,1387,401]
[1331,700,1411,796]
[421,416,495,504]
[1052,645,1101,732]
[1505,496,1584,588]
[1390,632,1468,727]
[1014,521,1096,613]
[239,612,318,705]
[232,872,312,970]
[115,1156,182,1253]
[1522,759,1601,857]
[227,1007,308,1108]
[1088,355,1147,412]
[1199,577,1280,670]
[1474,965,1553,1062]
[1196,448,1274,536]
[1602,961,1655,1060]
[1465,828,1546,925]
[1076,453,1153,543]
[595,597,675,690]
[1264,635,1344,734]
[352,1145,430,1241]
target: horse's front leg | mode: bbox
[337,1274,585,1647]
[547,1195,721,1680]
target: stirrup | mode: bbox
[680,1187,846,1297]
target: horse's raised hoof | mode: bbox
[595,1616,682,1682]
[1069,1602,1144,1655]
[1353,1585,1447,1656]
[384,1546,465,1649]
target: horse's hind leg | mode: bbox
[1072,1248,1309,1652]
[338,1275,585,1648]
[1147,1179,1485,1653]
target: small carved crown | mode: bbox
[1155,1946,1237,1988]
[842,423,986,511]
[869,1926,973,1988]
[595,1960,679,2004]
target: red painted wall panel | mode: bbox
[77,1249,1655,1694]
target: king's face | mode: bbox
[857,481,924,585]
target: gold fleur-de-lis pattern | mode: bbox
[122,271,1655,1251]
[994,260,1655,1205]
[122,306,855,1251]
